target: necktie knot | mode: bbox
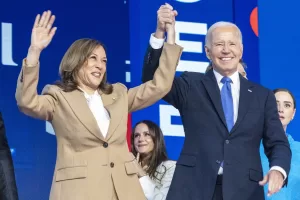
[221,77,232,84]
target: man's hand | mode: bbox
[155,3,178,39]
[259,170,284,197]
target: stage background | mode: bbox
[258,0,299,141]
[0,0,298,199]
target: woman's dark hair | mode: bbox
[54,38,113,94]
[131,120,168,181]
[273,88,296,109]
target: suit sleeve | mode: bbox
[142,45,190,110]
[15,60,58,121]
[262,90,291,179]
[142,45,163,83]
[0,112,9,150]
[0,113,19,199]
[127,43,183,113]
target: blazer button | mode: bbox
[225,140,230,144]
[103,142,108,148]
[216,160,221,164]
[110,162,114,168]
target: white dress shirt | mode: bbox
[149,34,287,179]
[139,160,176,200]
[79,87,110,138]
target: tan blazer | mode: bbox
[15,43,183,200]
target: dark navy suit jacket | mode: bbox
[142,46,291,200]
[0,112,19,200]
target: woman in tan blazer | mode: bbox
[15,11,182,200]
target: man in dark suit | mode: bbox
[141,4,291,200]
[0,112,19,200]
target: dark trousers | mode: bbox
[212,175,223,200]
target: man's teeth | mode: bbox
[221,57,232,61]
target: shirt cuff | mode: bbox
[270,166,287,180]
[149,33,165,49]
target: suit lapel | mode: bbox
[100,91,120,141]
[230,75,254,133]
[61,89,105,141]
[202,70,228,130]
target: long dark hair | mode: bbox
[273,88,296,109]
[54,38,113,94]
[131,120,168,181]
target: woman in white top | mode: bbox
[131,120,176,200]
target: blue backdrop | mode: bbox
[258,0,299,141]
[1,0,298,199]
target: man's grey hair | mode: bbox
[205,21,243,48]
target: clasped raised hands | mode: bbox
[156,3,178,38]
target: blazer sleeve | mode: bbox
[15,60,58,121]
[262,90,291,177]
[152,161,176,200]
[127,43,183,113]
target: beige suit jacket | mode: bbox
[15,43,183,200]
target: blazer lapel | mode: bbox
[100,91,121,141]
[61,89,105,141]
[230,75,254,133]
[202,70,228,130]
